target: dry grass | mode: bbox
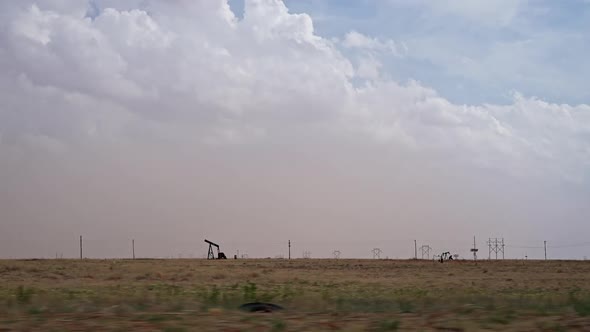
[1,258,589,331]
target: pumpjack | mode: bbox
[439,251,454,263]
[205,239,227,260]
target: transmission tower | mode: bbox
[302,251,311,259]
[332,250,341,259]
[487,238,505,260]
[419,245,432,259]
[371,248,382,259]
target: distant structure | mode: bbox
[333,250,341,259]
[487,238,505,260]
[419,245,432,259]
[371,248,382,259]
[303,251,311,259]
[204,239,227,260]
[470,236,479,261]
[544,241,547,260]
[439,251,455,263]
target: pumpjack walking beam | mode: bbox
[204,239,227,259]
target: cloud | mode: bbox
[388,0,527,25]
[0,0,588,180]
[376,0,590,105]
[355,56,382,80]
[0,0,589,258]
[342,30,403,56]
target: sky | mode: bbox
[0,0,589,260]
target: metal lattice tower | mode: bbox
[302,251,311,259]
[419,245,432,259]
[333,250,341,259]
[487,238,505,260]
[371,248,382,259]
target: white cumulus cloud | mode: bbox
[0,0,588,181]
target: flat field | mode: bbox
[1,259,590,331]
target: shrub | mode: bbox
[243,282,257,302]
[16,286,34,304]
[376,319,400,331]
[271,318,287,331]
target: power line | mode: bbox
[39,236,590,260]
[506,245,544,249]
[507,242,590,249]
[547,242,590,248]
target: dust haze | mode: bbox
[1,1,589,260]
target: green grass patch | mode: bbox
[271,318,287,331]
[374,319,400,331]
[162,327,187,332]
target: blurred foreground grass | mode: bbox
[1,259,590,331]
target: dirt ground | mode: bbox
[1,258,589,331]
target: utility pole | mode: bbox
[132,239,135,260]
[414,240,417,259]
[544,241,547,260]
[80,235,83,260]
[288,240,291,260]
[471,236,479,261]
